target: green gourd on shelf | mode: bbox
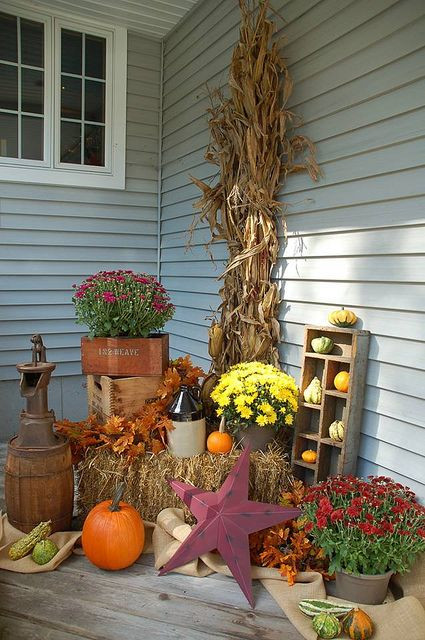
[303,377,322,404]
[8,520,52,561]
[329,420,344,442]
[311,336,334,354]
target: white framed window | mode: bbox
[0,3,127,189]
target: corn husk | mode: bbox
[190,1,319,374]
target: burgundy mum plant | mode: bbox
[302,475,425,576]
[72,270,175,338]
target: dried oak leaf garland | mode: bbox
[191,0,319,375]
[55,356,205,462]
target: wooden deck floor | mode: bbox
[0,443,303,640]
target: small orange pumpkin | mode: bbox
[82,483,145,570]
[207,417,233,454]
[334,370,350,392]
[301,449,317,463]
[342,607,373,640]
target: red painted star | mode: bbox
[159,445,301,606]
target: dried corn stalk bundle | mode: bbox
[191,0,319,374]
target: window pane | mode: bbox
[22,68,44,114]
[85,80,104,123]
[0,112,18,157]
[61,120,81,163]
[22,115,43,160]
[61,75,81,119]
[0,12,17,63]
[0,63,18,111]
[84,124,104,166]
[21,18,44,68]
[61,29,82,75]
[85,34,106,79]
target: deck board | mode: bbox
[0,443,303,639]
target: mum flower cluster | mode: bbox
[210,361,298,434]
[302,475,425,576]
[72,270,174,337]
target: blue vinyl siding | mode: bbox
[160,0,425,500]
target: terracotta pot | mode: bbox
[81,334,169,377]
[335,569,393,604]
[235,424,275,451]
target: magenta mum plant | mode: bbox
[72,270,175,338]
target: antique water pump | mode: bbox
[14,334,58,448]
[5,335,74,532]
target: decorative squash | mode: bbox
[312,612,342,638]
[342,607,374,640]
[301,449,317,464]
[303,377,322,404]
[207,417,233,454]
[328,307,357,327]
[311,336,334,354]
[334,371,350,392]
[82,483,145,571]
[8,520,52,560]
[298,599,352,618]
[329,420,344,442]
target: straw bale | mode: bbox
[77,445,293,524]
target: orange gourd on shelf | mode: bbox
[301,450,317,464]
[334,371,350,392]
[82,484,145,570]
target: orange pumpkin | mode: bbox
[334,371,350,392]
[301,449,317,463]
[82,484,145,570]
[342,607,373,640]
[207,417,233,454]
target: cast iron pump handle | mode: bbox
[31,334,46,365]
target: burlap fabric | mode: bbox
[0,512,81,573]
[152,508,425,640]
[1,508,424,640]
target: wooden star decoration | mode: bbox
[159,445,301,607]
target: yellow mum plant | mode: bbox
[211,362,299,434]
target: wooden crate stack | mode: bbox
[291,325,370,483]
[86,374,163,421]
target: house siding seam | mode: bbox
[161,0,425,500]
[0,32,161,434]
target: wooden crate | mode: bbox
[87,374,162,420]
[291,325,370,484]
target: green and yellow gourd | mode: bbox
[312,612,342,638]
[298,599,352,618]
[303,377,322,404]
[329,420,344,442]
[311,336,334,354]
[328,307,357,327]
[8,520,52,560]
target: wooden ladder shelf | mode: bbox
[291,324,370,483]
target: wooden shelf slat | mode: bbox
[298,401,321,410]
[293,459,317,469]
[320,437,343,448]
[298,432,320,441]
[305,352,352,363]
[325,390,348,398]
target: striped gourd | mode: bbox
[299,599,353,618]
[8,520,52,560]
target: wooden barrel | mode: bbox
[5,434,74,533]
